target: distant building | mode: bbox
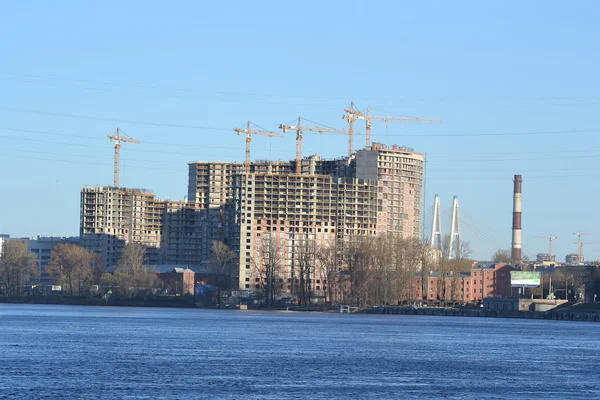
[80,186,164,266]
[536,253,556,265]
[4,236,79,284]
[416,263,517,304]
[0,235,8,256]
[159,267,196,295]
[565,253,580,265]
[81,143,425,297]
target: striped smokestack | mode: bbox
[511,175,522,261]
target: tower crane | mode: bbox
[342,101,363,156]
[573,231,598,263]
[279,117,348,174]
[344,104,442,148]
[107,127,139,187]
[534,235,558,257]
[234,121,284,174]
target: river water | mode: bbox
[0,304,599,399]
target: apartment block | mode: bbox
[80,142,425,291]
[355,143,424,238]
[80,186,163,266]
[234,173,380,291]
[185,143,425,292]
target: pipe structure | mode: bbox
[511,175,522,261]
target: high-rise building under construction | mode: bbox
[80,143,424,291]
[187,143,424,290]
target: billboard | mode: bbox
[511,271,541,288]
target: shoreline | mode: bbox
[2,297,599,322]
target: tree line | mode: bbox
[0,240,161,298]
[251,232,473,307]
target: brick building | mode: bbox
[416,263,517,304]
[159,267,195,295]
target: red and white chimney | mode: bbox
[511,175,522,261]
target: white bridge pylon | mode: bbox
[429,194,461,259]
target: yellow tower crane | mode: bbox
[534,235,558,257]
[341,102,363,156]
[107,127,139,187]
[234,121,284,174]
[279,117,348,174]
[573,232,598,264]
[344,104,442,149]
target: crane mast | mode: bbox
[345,105,441,148]
[280,117,348,174]
[534,235,558,257]
[107,127,139,187]
[234,121,284,174]
[573,231,600,263]
[342,101,364,156]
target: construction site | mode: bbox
[80,104,440,293]
[79,102,598,301]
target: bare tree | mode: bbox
[295,236,317,306]
[209,241,236,290]
[112,242,157,298]
[343,236,373,306]
[209,241,236,274]
[118,242,146,274]
[253,233,285,307]
[417,239,436,304]
[47,243,94,296]
[395,237,424,305]
[492,249,513,264]
[0,240,38,296]
[315,240,340,305]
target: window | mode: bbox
[245,278,250,282]
[245,284,250,289]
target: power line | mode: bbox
[1,146,597,180]
[2,105,599,138]
[428,148,600,156]
[3,71,599,106]
[3,126,599,159]
[372,129,600,138]
[0,152,184,171]
[0,71,346,101]
[428,173,600,180]
[2,133,600,167]
[0,106,232,131]
[428,167,600,173]
[0,127,289,153]
[428,154,600,163]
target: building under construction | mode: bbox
[188,142,424,290]
[80,142,425,292]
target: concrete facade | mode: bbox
[80,143,424,293]
[80,186,164,266]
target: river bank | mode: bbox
[3,296,599,322]
[0,295,197,308]
[364,304,600,322]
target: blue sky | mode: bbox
[1,1,599,261]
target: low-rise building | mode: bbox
[415,262,517,304]
[158,266,197,296]
[5,236,79,285]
